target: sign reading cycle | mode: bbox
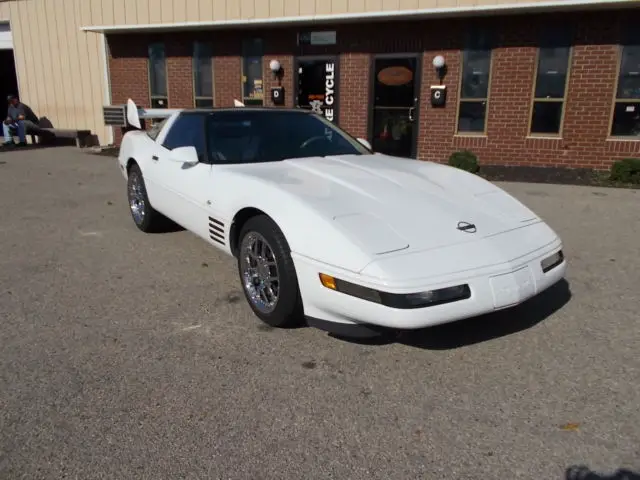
[296,58,339,123]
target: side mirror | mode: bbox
[169,146,199,165]
[357,138,372,151]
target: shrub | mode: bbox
[448,150,480,174]
[609,158,640,184]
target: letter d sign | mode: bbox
[271,86,285,106]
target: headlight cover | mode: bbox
[319,273,471,310]
[541,250,564,273]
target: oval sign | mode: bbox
[377,66,413,86]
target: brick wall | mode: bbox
[339,52,369,139]
[212,31,242,108]
[261,30,295,108]
[107,8,640,169]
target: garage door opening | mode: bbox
[0,50,19,116]
[0,22,18,120]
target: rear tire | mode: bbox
[237,215,304,328]
[127,164,165,233]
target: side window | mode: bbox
[162,114,207,160]
[147,118,167,141]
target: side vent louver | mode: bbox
[208,216,226,246]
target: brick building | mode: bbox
[4,0,638,169]
[106,5,640,170]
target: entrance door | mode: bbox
[370,55,421,158]
[0,50,18,119]
[295,56,339,124]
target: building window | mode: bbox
[242,38,264,106]
[457,30,493,134]
[149,42,168,109]
[611,27,640,138]
[193,41,214,108]
[529,30,572,136]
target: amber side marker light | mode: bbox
[319,273,337,290]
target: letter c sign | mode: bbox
[430,85,447,107]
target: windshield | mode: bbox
[205,110,371,164]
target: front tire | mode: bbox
[127,164,165,233]
[237,215,304,328]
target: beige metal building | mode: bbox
[0,0,638,156]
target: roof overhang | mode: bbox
[81,0,636,34]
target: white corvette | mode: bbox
[117,99,566,337]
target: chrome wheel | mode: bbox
[128,172,145,225]
[240,232,280,314]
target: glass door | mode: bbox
[370,56,420,158]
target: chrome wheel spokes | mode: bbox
[128,174,145,225]
[240,232,280,314]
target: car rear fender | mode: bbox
[118,130,156,176]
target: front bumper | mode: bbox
[292,241,566,331]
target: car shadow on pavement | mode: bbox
[153,218,185,234]
[330,279,572,350]
[397,278,572,350]
[566,465,640,480]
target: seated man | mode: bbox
[3,94,40,147]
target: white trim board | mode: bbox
[80,0,635,33]
[99,33,114,145]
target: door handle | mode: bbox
[408,107,415,122]
[151,155,159,161]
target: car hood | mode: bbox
[228,153,540,258]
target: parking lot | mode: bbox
[0,146,639,479]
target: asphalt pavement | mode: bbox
[0,146,639,480]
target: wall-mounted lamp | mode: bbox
[269,59,285,106]
[430,55,448,107]
[432,55,447,83]
[269,59,283,85]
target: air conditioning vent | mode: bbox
[103,105,127,126]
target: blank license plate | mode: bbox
[490,266,536,309]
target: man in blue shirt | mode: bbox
[3,94,39,147]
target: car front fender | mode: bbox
[222,180,375,274]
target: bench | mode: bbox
[28,128,94,148]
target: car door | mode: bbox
[151,112,213,237]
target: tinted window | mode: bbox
[205,111,369,164]
[457,28,492,133]
[242,39,264,106]
[149,42,168,108]
[615,44,640,100]
[534,46,571,99]
[193,41,213,100]
[162,114,206,160]
[147,118,167,141]
[530,27,572,135]
[611,25,640,137]
[460,49,491,99]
